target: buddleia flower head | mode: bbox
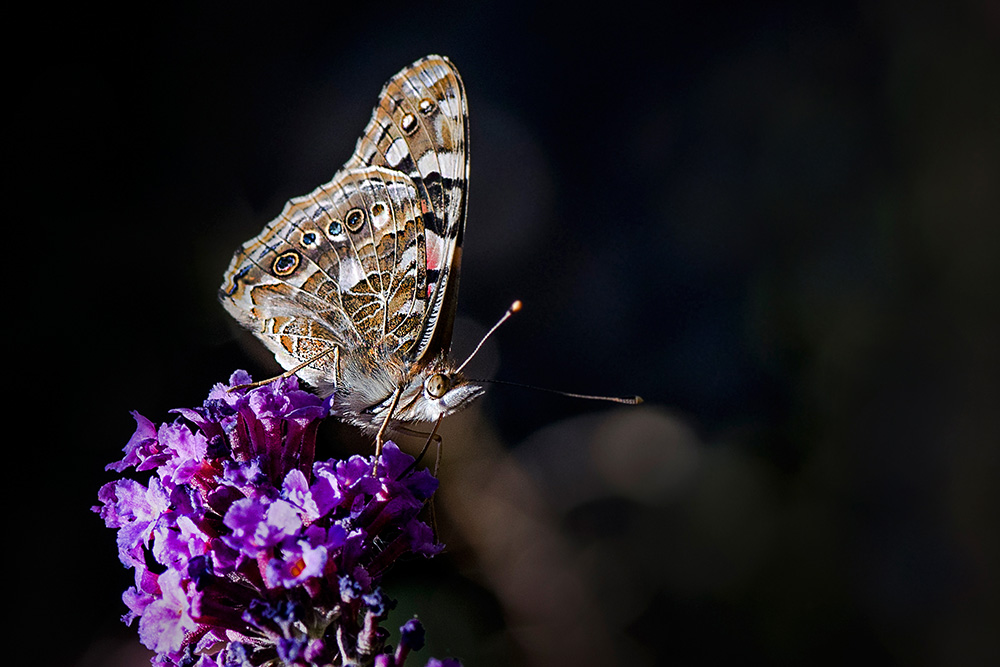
[94,370,458,667]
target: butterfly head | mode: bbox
[393,363,483,424]
[335,354,481,429]
[419,369,484,419]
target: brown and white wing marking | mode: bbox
[347,55,469,364]
[220,55,468,394]
[220,165,431,390]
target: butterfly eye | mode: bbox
[424,373,451,399]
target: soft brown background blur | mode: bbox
[14,1,998,666]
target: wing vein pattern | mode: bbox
[219,55,469,394]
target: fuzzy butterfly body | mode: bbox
[220,56,482,441]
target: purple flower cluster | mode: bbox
[94,370,459,667]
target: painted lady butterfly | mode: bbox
[220,56,479,452]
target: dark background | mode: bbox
[15,1,998,665]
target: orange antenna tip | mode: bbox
[455,300,522,374]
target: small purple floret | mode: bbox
[400,618,426,651]
[94,370,461,667]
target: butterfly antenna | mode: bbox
[477,378,643,405]
[455,300,522,375]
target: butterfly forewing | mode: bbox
[347,56,469,364]
[220,55,469,401]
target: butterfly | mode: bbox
[220,55,482,452]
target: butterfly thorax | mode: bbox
[328,349,483,431]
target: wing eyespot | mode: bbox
[400,112,418,135]
[327,220,343,237]
[417,98,436,115]
[272,251,300,277]
[345,208,365,232]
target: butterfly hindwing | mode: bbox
[219,189,356,388]
[220,55,468,392]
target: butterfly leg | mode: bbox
[422,417,443,543]
[374,387,402,460]
[392,417,443,542]
[393,417,443,478]
[228,345,340,392]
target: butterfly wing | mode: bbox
[346,55,469,365]
[220,55,468,390]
